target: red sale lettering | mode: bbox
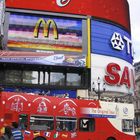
[104,63,132,89]
[104,63,120,85]
[120,66,130,88]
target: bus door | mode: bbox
[19,114,28,130]
[78,118,95,140]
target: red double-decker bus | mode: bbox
[0,91,136,140]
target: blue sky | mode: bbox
[128,0,140,63]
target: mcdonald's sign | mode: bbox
[33,18,58,39]
[7,13,83,53]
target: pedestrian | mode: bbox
[63,93,69,98]
[11,122,23,140]
[0,126,14,140]
[77,96,81,99]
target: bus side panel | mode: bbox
[97,118,136,140]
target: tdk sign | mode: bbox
[91,20,134,64]
[111,32,125,51]
[111,32,133,58]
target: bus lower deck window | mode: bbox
[30,115,54,131]
[56,117,77,131]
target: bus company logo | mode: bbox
[11,98,23,112]
[56,0,71,7]
[111,32,125,51]
[33,18,58,39]
[123,107,128,114]
[64,103,76,116]
[37,99,47,113]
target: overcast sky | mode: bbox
[127,0,140,63]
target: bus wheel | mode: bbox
[107,137,116,140]
[33,136,46,140]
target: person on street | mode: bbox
[11,122,23,140]
[0,126,14,140]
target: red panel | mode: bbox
[6,0,130,32]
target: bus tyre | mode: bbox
[107,137,116,140]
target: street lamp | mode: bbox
[92,77,106,100]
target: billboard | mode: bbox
[91,20,133,64]
[0,12,87,67]
[0,51,86,67]
[91,54,135,95]
[7,13,83,53]
[6,0,130,31]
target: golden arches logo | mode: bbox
[33,18,58,39]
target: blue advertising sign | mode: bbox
[4,87,77,98]
[91,20,133,64]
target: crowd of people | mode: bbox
[0,122,23,140]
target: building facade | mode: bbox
[134,62,140,133]
[0,0,135,99]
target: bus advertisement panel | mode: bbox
[0,91,136,140]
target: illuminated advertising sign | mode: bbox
[7,13,83,53]
[0,51,86,67]
[91,54,135,95]
[91,20,133,64]
[6,0,130,31]
[0,12,87,67]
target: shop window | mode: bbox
[23,71,38,84]
[44,72,49,84]
[67,73,81,86]
[50,72,65,86]
[39,72,44,84]
[5,70,22,83]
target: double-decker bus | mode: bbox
[0,91,136,140]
